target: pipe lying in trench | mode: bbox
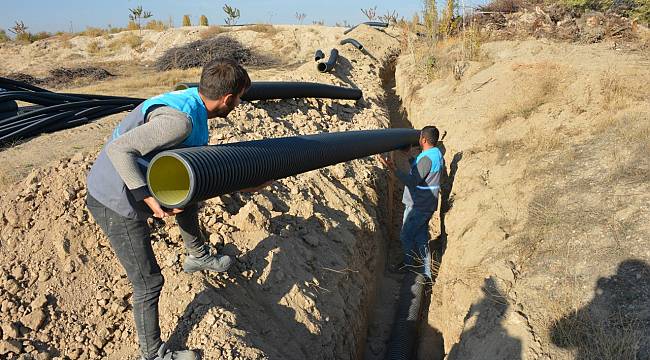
[343,21,389,35]
[340,38,364,51]
[173,81,362,101]
[314,49,325,62]
[147,129,420,208]
[386,272,427,360]
[317,49,339,73]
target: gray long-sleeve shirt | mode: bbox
[105,106,192,199]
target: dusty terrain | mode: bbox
[0,18,648,360]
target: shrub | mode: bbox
[199,26,230,39]
[30,31,53,42]
[247,24,279,35]
[87,40,102,54]
[0,30,9,43]
[127,21,140,31]
[182,15,192,27]
[154,35,274,71]
[82,27,107,37]
[145,20,167,31]
[200,15,209,26]
[108,33,142,51]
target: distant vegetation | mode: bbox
[200,15,209,26]
[182,15,192,27]
[223,4,241,25]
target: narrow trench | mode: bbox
[361,54,446,360]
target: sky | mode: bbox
[2,0,489,33]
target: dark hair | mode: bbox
[199,58,251,100]
[421,126,440,146]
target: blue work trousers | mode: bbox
[400,205,434,279]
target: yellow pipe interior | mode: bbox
[173,83,190,91]
[148,155,191,206]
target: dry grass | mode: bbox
[245,24,280,36]
[489,62,561,128]
[601,69,629,111]
[199,26,231,39]
[86,40,102,55]
[82,27,108,37]
[108,33,142,51]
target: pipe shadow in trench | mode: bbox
[166,193,371,359]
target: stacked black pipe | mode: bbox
[0,77,142,143]
[343,21,389,35]
[148,129,420,207]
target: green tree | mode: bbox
[223,4,241,25]
[439,0,456,37]
[200,15,209,26]
[424,0,438,40]
[129,5,153,34]
[182,15,192,27]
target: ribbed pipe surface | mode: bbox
[0,101,17,113]
[386,272,427,360]
[340,38,364,50]
[147,129,419,207]
[343,21,389,35]
[317,49,339,73]
[173,81,362,101]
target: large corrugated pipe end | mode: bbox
[147,154,193,208]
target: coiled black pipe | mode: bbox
[343,21,389,35]
[0,101,17,113]
[317,49,339,73]
[314,49,325,61]
[147,129,420,207]
[386,272,427,360]
[340,38,364,51]
[173,81,362,101]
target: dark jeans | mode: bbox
[86,194,207,358]
[400,205,434,278]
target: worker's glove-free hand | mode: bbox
[143,196,184,218]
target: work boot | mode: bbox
[143,343,197,360]
[183,251,232,274]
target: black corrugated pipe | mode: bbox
[385,272,427,360]
[147,129,420,208]
[340,38,364,51]
[343,21,389,35]
[317,49,339,73]
[314,49,325,61]
[173,81,362,101]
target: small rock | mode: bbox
[11,265,25,281]
[1,323,20,339]
[30,294,48,310]
[22,309,46,331]
[0,339,23,355]
[205,313,217,326]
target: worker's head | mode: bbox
[198,58,251,118]
[420,126,439,149]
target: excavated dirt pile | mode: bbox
[0,26,402,359]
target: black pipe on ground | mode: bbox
[314,49,325,61]
[147,129,420,208]
[0,101,17,113]
[340,38,364,51]
[173,81,362,101]
[317,49,339,73]
[343,21,389,35]
[385,272,427,360]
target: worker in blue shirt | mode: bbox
[378,126,443,279]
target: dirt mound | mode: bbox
[5,67,114,89]
[155,35,276,71]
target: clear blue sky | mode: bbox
[2,0,489,33]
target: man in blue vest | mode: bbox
[377,126,443,280]
[85,58,261,360]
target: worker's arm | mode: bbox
[106,106,191,202]
[394,156,432,188]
